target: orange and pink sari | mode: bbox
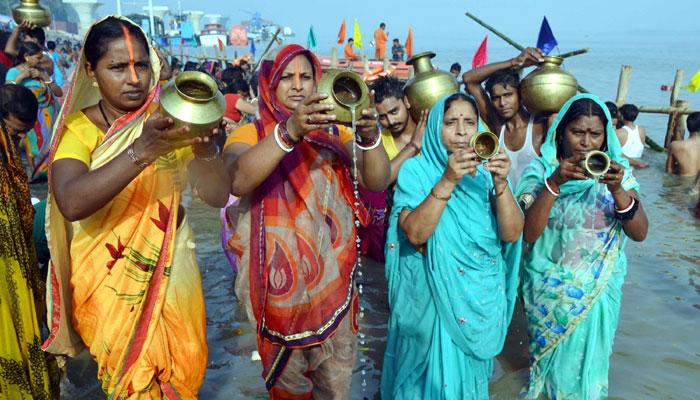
[43,17,206,399]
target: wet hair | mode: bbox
[444,92,478,116]
[225,79,250,95]
[0,83,38,124]
[484,69,520,96]
[555,98,609,157]
[450,63,462,73]
[184,61,199,71]
[605,101,619,119]
[687,112,700,133]
[16,41,43,66]
[46,40,56,50]
[83,17,148,68]
[24,27,45,46]
[619,104,639,122]
[369,76,404,104]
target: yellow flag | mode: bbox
[353,19,363,49]
[684,69,700,92]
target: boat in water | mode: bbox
[199,23,228,48]
[317,56,412,81]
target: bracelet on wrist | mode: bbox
[544,177,560,197]
[614,197,639,221]
[491,185,507,198]
[356,127,382,151]
[279,120,299,145]
[429,187,451,201]
[273,123,294,153]
[127,142,151,168]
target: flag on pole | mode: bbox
[217,37,225,52]
[683,69,700,92]
[472,35,488,69]
[250,39,256,58]
[405,26,413,59]
[353,19,363,49]
[337,19,346,45]
[307,26,317,49]
[536,16,558,55]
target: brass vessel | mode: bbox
[404,51,459,121]
[469,131,499,160]
[520,56,578,115]
[317,69,370,124]
[159,71,225,137]
[12,0,51,28]
[580,150,610,178]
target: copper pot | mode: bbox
[404,51,459,121]
[469,131,499,160]
[580,150,610,178]
[317,69,370,124]
[12,0,51,28]
[520,56,578,115]
[159,71,226,137]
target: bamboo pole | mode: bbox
[252,28,282,73]
[665,99,689,148]
[638,105,700,114]
[664,70,685,148]
[558,48,591,59]
[615,65,632,105]
[330,47,338,67]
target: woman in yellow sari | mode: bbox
[44,17,229,398]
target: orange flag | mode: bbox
[337,19,346,45]
[405,27,414,59]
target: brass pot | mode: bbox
[469,131,499,160]
[159,71,226,137]
[12,0,51,28]
[520,56,578,115]
[317,69,370,124]
[404,51,459,121]
[580,150,610,178]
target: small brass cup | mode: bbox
[317,69,370,124]
[580,150,610,178]
[469,131,500,160]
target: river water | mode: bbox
[48,30,699,399]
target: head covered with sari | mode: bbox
[515,93,640,398]
[44,16,206,398]
[239,43,367,389]
[382,93,521,398]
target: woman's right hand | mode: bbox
[443,149,480,184]
[133,115,212,164]
[550,154,587,185]
[285,93,336,141]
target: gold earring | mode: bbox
[92,81,98,87]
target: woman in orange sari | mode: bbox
[222,44,390,399]
[44,17,229,398]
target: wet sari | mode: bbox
[43,16,206,398]
[381,95,521,399]
[226,44,368,393]
[515,94,640,399]
[0,121,58,399]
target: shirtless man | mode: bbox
[666,111,700,177]
[618,104,649,168]
[463,47,548,187]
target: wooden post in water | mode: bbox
[363,55,370,74]
[330,47,338,68]
[615,65,632,105]
[383,54,390,72]
[666,99,690,147]
[664,69,685,148]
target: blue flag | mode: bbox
[536,16,558,55]
[250,39,256,57]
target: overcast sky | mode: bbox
[95,0,699,53]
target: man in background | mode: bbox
[391,38,404,61]
[667,111,700,177]
[618,103,649,168]
[374,22,388,60]
[344,38,359,60]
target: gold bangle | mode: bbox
[429,187,451,201]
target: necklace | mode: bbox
[97,100,112,128]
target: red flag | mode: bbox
[337,19,346,45]
[217,37,225,52]
[472,35,488,69]
[405,27,413,59]
[180,37,185,46]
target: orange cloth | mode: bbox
[374,28,388,60]
[344,43,358,60]
[225,122,354,148]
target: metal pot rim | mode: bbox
[329,71,367,108]
[174,71,218,103]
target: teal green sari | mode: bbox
[381,95,522,399]
[515,94,640,399]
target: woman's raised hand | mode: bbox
[133,114,215,164]
[550,154,587,185]
[484,150,512,187]
[443,149,480,184]
[285,93,336,141]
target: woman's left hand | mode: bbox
[355,90,380,139]
[484,150,512,188]
[192,124,223,158]
[601,161,625,194]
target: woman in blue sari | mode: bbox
[515,94,648,399]
[381,93,523,399]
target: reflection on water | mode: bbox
[39,150,699,399]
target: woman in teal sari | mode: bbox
[381,93,523,399]
[515,94,648,399]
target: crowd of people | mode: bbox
[0,14,697,400]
